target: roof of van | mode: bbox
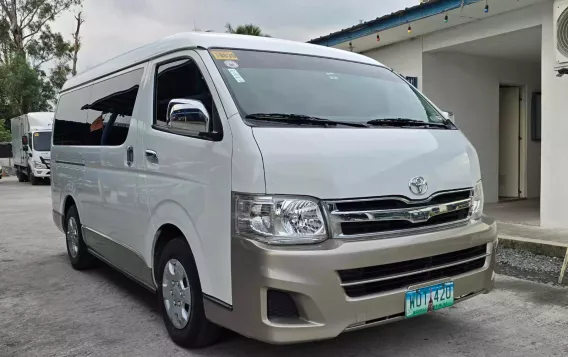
[62,32,384,92]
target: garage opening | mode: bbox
[422,26,542,225]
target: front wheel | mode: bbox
[157,238,222,348]
[29,168,38,185]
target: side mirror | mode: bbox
[21,135,28,145]
[167,99,210,134]
[442,111,455,123]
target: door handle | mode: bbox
[145,150,158,164]
[126,146,134,167]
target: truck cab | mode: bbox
[11,112,54,185]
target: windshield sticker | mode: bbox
[211,50,238,61]
[228,68,245,83]
[34,132,39,136]
[224,60,239,68]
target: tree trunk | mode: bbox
[71,12,83,76]
[6,0,24,52]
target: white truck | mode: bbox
[11,112,54,185]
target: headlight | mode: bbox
[34,161,46,169]
[233,194,328,245]
[471,180,484,221]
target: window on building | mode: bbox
[405,76,419,88]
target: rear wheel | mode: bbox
[65,205,95,270]
[157,238,222,348]
[16,168,26,182]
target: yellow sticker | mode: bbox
[34,133,39,136]
[211,50,238,61]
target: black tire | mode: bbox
[65,205,95,270]
[16,168,26,182]
[29,168,38,185]
[157,238,222,348]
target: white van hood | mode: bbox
[252,128,480,199]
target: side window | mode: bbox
[53,68,143,146]
[53,86,92,146]
[154,58,221,136]
[28,133,32,150]
[85,68,144,146]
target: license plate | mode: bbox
[405,281,454,318]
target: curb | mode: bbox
[498,234,568,284]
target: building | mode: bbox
[310,0,568,229]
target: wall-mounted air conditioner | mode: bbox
[554,0,568,73]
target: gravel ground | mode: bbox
[2,176,568,357]
[496,246,564,285]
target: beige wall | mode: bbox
[363,38,423,90]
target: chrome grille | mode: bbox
[338,245,489,298]
[323,189,473,239]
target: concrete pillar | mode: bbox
[540,1,568,228]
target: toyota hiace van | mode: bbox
[51,33,496,348]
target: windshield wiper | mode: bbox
[245,113,369,128]
[367,118,449,128]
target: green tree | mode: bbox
[0,0,82,123]
[0,54,50,119]
[225,23,270,37]
[0,119,10,141]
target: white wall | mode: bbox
[422,52,541,203]
[363,38,423,90]
[540,1,568,228]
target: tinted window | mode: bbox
[53,68,143,146]
[53,86,92,145]
[154,58,220,134]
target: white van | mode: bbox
[51,33,496,347]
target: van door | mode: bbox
[81,67,154,287]
[140,51,233,304]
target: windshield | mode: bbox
[210,49,446,127]
[33,131,52,152]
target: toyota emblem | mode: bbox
[409,176,428,196]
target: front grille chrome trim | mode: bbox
[329,198,471,224]
[323,188,473,239]
[340,253,490,287]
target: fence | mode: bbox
[0,142,13,176]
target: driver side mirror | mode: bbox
[22,136,29,151]
[167,99,210,134]
[442,111,455,123]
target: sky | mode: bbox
[52,0,418,72]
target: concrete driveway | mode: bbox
[1,176,568,357]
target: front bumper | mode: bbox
[33,168,50,178]
[205,216,497,344]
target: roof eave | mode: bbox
[309,0,481,47]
